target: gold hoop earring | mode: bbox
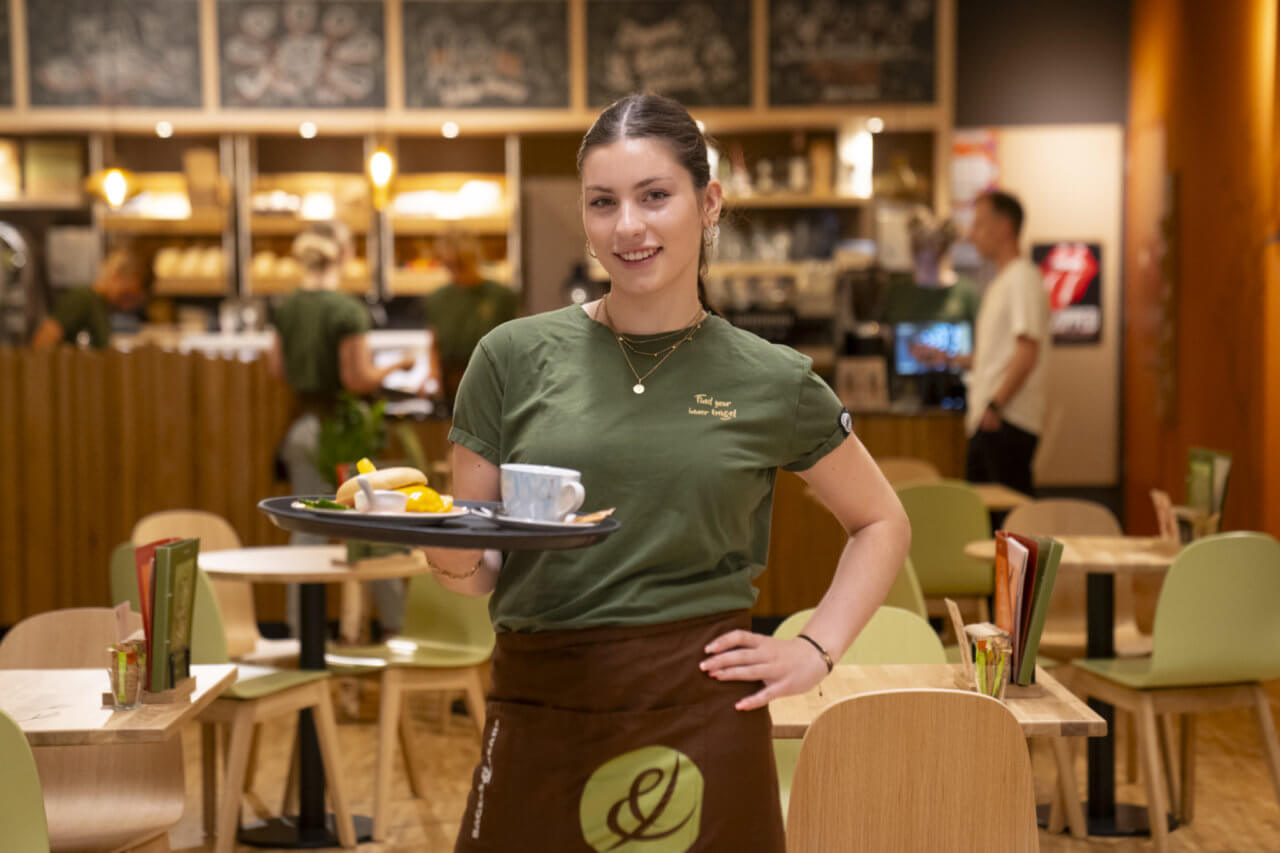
[702,224,719,249]
[586,241,597,259]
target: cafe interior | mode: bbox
[2,0,1279,851]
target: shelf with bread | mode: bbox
[247,249,372,296]
[100,172,230,235]
[387,259,512,297]
[387,172,512,237]
[721,192,870,210]
[249,173,373,235]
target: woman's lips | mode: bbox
[615,247,662,268]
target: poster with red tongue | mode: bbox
[1032,241,1103,344]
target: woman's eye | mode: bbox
[589,197,615,208]
[646,190,670,202]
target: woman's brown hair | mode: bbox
[577,93,717,312]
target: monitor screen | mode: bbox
[893,322,973,375]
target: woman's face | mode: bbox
[581,137,720,300]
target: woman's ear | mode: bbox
[703,179,724,228]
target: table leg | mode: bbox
[238,582,373,848]
[1077,572,1175,837]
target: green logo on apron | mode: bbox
[579,745,704,852]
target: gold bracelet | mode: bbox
[429,559,483,580]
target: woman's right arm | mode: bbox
[422,443,501,595]
[338,334,414,395]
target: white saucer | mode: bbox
[493,513,602,531]
[292,502,468,524]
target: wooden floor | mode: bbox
[168,681,1280,852]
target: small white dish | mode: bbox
[291,501,468,524]
[354,476,410,512]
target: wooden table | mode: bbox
[200,546,433,849]
[973,482,1034,512]
[964,534,1182,838]
[771,663,1105,739]
[0,664,237,746]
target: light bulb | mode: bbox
[441,121,459,139]
[103,169,129,208]
[155,121,173,138]
[369,150,394,187]
[299,121,318,139]
[867,116,885,134]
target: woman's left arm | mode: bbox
[701,433,911,710]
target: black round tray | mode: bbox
[258,496,621,551]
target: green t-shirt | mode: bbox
[880,274,980,325]
[424,280,518,368]
[450,305,850,632]
[270,290,371,398]
[53,288,111,348]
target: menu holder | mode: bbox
[943,599,1045,701]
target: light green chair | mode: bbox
[897,480,994,620]
[0,708,51,853]
[882,555,927,619]
[772,605,946,818]
[325,571,495,840]
[1070,532,1280,853]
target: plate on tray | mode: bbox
[290,501,468,525]
[491,514,609,531]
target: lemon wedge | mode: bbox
[356,457,377,474]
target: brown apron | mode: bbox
[455,610,786,853]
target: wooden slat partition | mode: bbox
[0,346,295,627]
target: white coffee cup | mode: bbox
[500,464,586,522]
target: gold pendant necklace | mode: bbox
[599,295,705,395]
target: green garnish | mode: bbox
[299,498,349,510]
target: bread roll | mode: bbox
[334,467,427,506]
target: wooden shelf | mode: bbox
[389,215,509,236]
[152,276,228,297]
[250,214,371,235]
[722,192,870,209]
[102,209,228,235]
[249,275,371,296]
[388,269,451,296]
[0,195,86,211]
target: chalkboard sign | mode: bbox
[0,3,11,107]
[27,0,202,108]
[403,1,569,109]
[587,1,751,107]
[769,0,935,105]
[219,0,386,109]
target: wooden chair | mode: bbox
[323,571,494,840]
[772,606,946,822]
[876,456,943,487]
[0,707,52,853]
[897,480,994,623]
[0,608,184,853]
[786,689,1039,851]
[187,567,356,853]
[882,555,928,619]
[131,510,299,666]
[1070,532,1280,853]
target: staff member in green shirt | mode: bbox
[269,220,412,635]
[31,248,143,350]
[422,231,517,403]
[424,95,911,852]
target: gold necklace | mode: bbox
[599,295,706,395]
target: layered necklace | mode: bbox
[598,294,707,395]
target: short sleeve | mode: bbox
[449,338,504,465]
[782,366,850,472]
[334,296,371,339]
[1009,264,1049,342]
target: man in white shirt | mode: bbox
[951,191,1050,495]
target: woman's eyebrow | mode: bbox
[584,176,673,193]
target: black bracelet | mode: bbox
[796,633,835,673]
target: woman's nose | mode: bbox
[616,202,644,238]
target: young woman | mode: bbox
[269,221,412,634]
[424,94,910,852]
